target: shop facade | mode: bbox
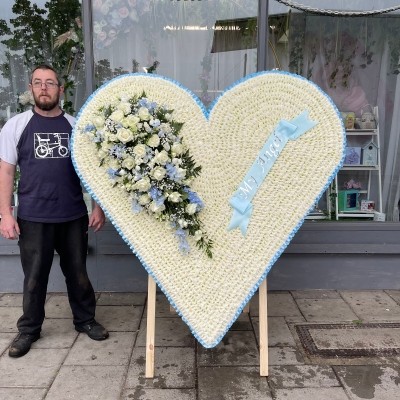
[0,0,400,292]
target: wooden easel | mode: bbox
[145,276,269,377]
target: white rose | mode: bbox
[138,107,151,121]
[109,159,120,169]
[97,149,108,160]
[138,193,151,205]
[168,192,182,203]
[149,201,166,214]
[160,123,171,133]
[109,133,118,142]
[116,128,133,143]
[125,115,139,129]
[135,177,151,192]
[122,157,135,170]
[154,150,169,165]
[186,203,197,215]
[178,219,188,228]
[163,142,170,151]
[147,134,160,148]
[110,109,124,122]
[133,144,147,158]
[151,166,166,181]
[193,230,203,241]
[93,115,105,128]
[171,142,184,155]
[117,102,131,115]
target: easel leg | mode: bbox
[145,275,156,378]
[259,278,268,376]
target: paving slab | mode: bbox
[269,347,305,366]
[0,293,23,307]
[0,307,20,332]
[0,333,15,356]
[97,292,147,306]
[95,305,143,331]
[197,331,259,366]
[252,317,296,347]
[136,317,195,347]
[334,365,400,400]
[274,387,349,400]
[34,318,78,348]
[268,365,340,389]
[268,293,304,318]
[295,298,359,322]
[121,388,196,400]
[198,366,271,400]
[45,365,126,400]
[0,388,47,400]
[125,346,195,389]
[340,291,400,322]
[385,290,400,305]
[64,331,136,366]
[44,294,73,319]
[291,290,342,300]
[0,348,68,387]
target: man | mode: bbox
[0,64,109,358]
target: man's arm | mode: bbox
[0,160,19,239]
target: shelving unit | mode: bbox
[332,107,383,220]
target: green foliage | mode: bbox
[0,0,83,115]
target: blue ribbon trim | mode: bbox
[228,111,318,236]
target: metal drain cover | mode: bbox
[296,323,400,357]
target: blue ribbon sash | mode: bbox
[228,111,318,236]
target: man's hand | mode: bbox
[88,203,105,232]
[0,213,20,240]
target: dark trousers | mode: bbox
[17,215,96,334]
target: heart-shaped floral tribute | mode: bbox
[72,71,345,348]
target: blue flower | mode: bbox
[84,124,96,133]
[150,119,160,127]
[131,199,143,214]
[184,188,204,209]
[107,168,118,179]
[109,144,126,159]
[175,228,190,254]
[149,186,165,206]
[165,162,185,182]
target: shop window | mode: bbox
[267,7,400,221]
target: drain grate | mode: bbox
[296,323,400,358]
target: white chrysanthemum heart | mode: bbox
[72,72,345,348]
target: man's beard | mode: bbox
[33,92,60,111]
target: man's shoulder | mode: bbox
[63,112,76,127]
[1,110,34,134]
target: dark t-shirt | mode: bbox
[4,110,87,222]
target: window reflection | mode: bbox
[93,0,258,107]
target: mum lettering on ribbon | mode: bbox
[228,110,318,236]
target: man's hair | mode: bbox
[30,64,62,86]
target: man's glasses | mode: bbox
[31,80,59,89]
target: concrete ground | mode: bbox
[0,289,400,399]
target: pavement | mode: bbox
[0,289,400,400]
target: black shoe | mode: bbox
[9,332,40,358]
[75,320,109,341]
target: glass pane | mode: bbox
[93,0,258,107]
[0,0,85,119]
[267,7,400,221]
